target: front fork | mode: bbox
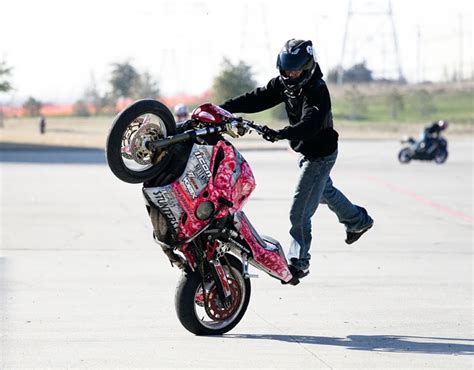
[209,257,233,309]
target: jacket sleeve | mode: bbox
[278,83,332,141]
[220,78,284,114]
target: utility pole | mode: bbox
[337,1,352,85]
[458,14,463,81]
[416,24,422,83]
[388,0,403,82]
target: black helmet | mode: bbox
[438,120,449,131]
[276,39,317,96]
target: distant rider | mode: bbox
[174,103,189,124]
[418,120,448,152]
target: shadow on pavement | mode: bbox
[222,334,474,355]
[0,143,106,164]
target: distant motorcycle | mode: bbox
[398,136,448,164]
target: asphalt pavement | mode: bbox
[1,139,472,369]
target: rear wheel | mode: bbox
[105,99,177,183]
[175,254,251,335]
[398,148,412,163]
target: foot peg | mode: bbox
[244,273,259,279]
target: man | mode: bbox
[39,115,46,134]
[220,39,374,280]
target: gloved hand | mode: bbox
[236,123,249,137]
[261,125,282,142]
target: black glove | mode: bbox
[261,125,281,142]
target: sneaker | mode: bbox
[282,264,309,286]
[345,222,373,245]
[289,264,309,279]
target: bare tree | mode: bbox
[0,60,13,93]
[0,60,13,127]
[212,58,257,102]
[84,74,111,115]
[131,71,160,99]
[22,96,43,117]
[109,61,140,99]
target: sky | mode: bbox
[0,0,472,104]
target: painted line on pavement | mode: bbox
[365,175,474,225]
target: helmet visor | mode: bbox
[279,52,313,71]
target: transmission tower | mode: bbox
[337,0,405,84]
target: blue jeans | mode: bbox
[287,150,373,270]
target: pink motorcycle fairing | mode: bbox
[143,140,292,283]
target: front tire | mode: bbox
[434,148,448,164]
[105,99,177,183]
[175,254,251,335]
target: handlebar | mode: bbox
[146,118,268,151]
[147,125,222,151]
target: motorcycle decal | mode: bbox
[179,145,214,199]
[234,212,292,282]
[143,185,182,230]
[181,172,199,199]
[211,259,232,298]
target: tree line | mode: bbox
[0,58,260,117]
[0,57,442,121]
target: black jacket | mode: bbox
[425,122,442,137]
[220,67,338,159]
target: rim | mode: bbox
[120,113,168,172]
[193,265,246,331]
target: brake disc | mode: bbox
[130,123,164,165]
[121,121,141,160]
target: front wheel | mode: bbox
[175,254,251,335]
[434,148,448,164]
[105,99,177,183]
[398,148,412,163]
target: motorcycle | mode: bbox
[106,99,299,336]
[398,136,448,164]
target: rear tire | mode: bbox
[105,99,177,184]
[175,254,251,335]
